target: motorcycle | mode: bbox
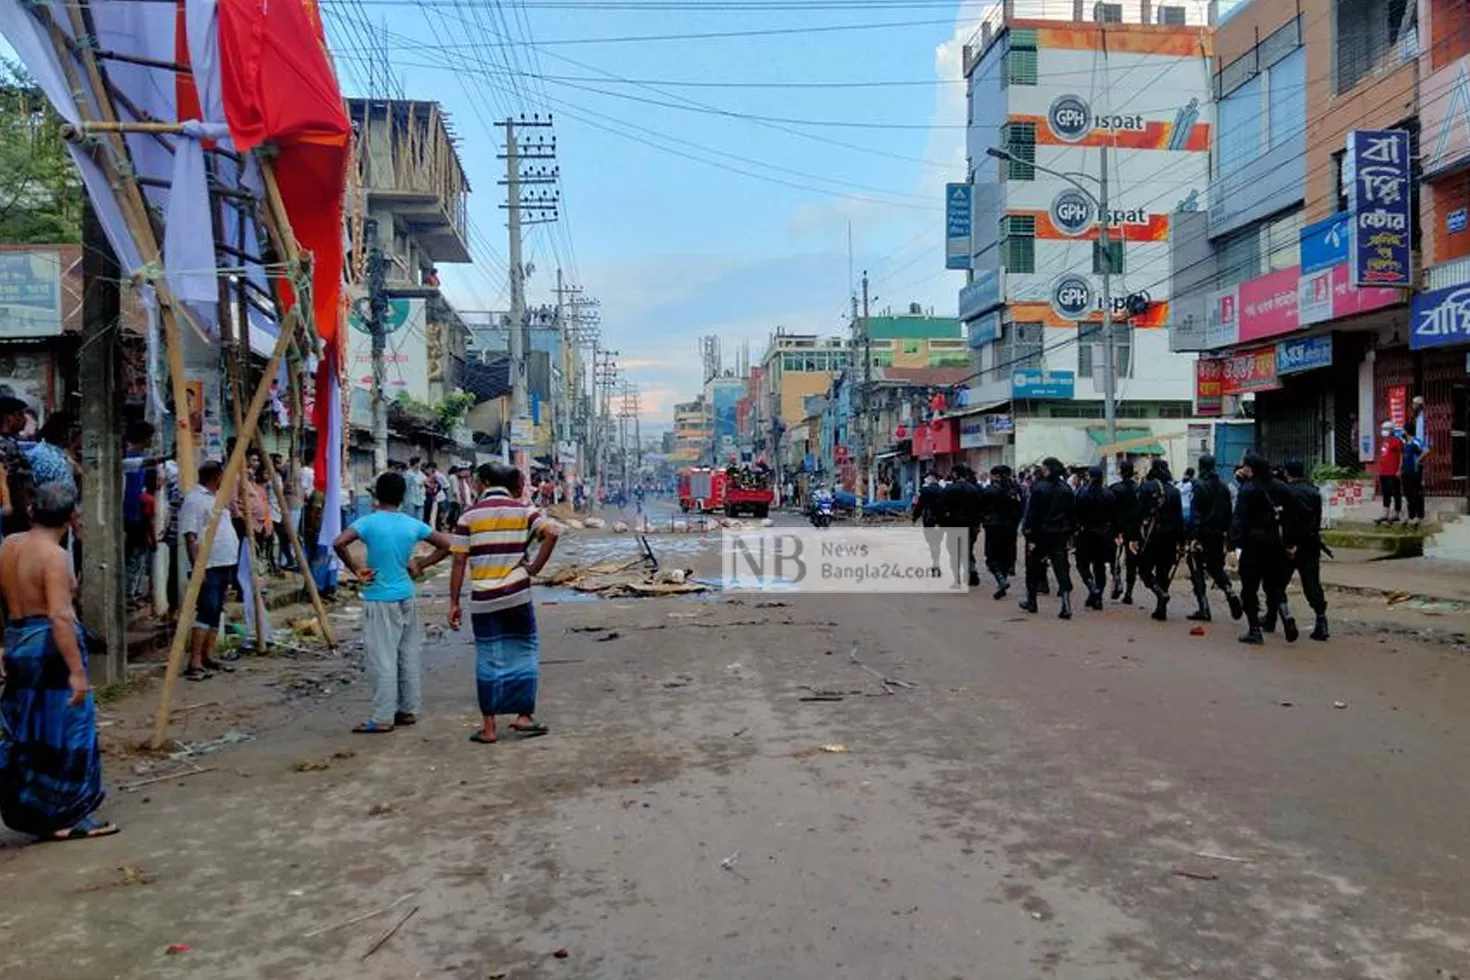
[809,498,834,529]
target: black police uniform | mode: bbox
[1020,463,1075,616]
[1230,463,1302,643]
[1108,474,1141,602]
[1285,475,1329,640]
[913,480,945,572]
[1186,464,1240,622]
[1136,470,1184,620]
[1073,478,1116,609]
[940,475,985,586]
[979,475,1022,597]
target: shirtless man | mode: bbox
[0,482,115,840]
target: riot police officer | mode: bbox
[979,464,1022,599]
[941,464,985,587]
[1185,454,1242,623]
[1073,465,1116,610]
[1136,459,1184,622]
[1230,452,1301,644]
[1108,459,1141,603]
[1019,457,1075,619]
[1282,457,1330,641]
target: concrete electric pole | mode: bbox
[365,217,389,473]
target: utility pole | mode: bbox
[79,198,125,684]
[862,271,873,503]
[365,217,388,473]
[1098,145,1117,453]
[498,115,558,467]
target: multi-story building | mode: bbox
[1168,0,1468,508]
[758,330,852,472]
[671,396,712,465]
[956,0,1216,473]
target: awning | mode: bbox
[944,397,1010,419]
[1087,427,1166,456]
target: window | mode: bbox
[1077,323,1132,379]
[1266,47,1305,150]
[901,339,921,355]
[1335,0,1413,95]
[1093,3,1122,22]
[1216,74,1262,179]
[1000,215,1036,273]
[1216,224,1262,288]
[1093,239,1125,275]
[1265,209,1303,271]
[999,122,1036,180]
[871,350,893,367]
[1009,321,1044,375]
[1155,5,1186,24]
[1004,48,1037,86]
[1333,149,1350,214]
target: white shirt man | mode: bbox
[179,478,241,571]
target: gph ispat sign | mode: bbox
[1345,130,1412,288]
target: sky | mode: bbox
[321,0,984,424]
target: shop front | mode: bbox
[911,416,960,476]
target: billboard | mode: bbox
[1345,129,1412,288]
[0,250,65,338]
[710,378,741,445]
[946,183,972,270]
[346,291,430,428]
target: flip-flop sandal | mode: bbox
[183,667,214,682]
[508,723,550,738]
[352,720,395,734]
[468,731,499,744]
[201,659,236,674]
[393,712,418,726]
[49,816,119,842]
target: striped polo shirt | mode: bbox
[452,489,549,612]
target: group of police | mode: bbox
[914,451,1329,645]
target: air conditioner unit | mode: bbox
[1093,3,1123,22]
[1156,5,1186,24]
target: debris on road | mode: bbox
[552,948,570,959]
[165,943,192,955]
[168,729,254,760]
[1172,868,1220,881]
[1193,851,1252,864]
[292,758,332,773]
[820,743,850,754]
[303,892,419,939]
[595,632,621,643]
[1333,700,1348,709]
[1278,700,1295,708]
[720,850,750,882]
[77,864,157,892]
[1189,626,1206,637]
[361,905,419,960]
[849,648,917,693]
[118,765,216,792]
[661,674,694,688]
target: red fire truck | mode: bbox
[677,467,773,518]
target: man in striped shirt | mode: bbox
[450,461,560,744]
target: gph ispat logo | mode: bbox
[1050,188,1096,236]
[1050,274,1094,321]
[1047,94,1092,143]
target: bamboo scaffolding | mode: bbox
[38,4,198,489]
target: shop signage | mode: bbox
[1299,213,1348,274]
[945,183,972,271]
[967,311,1000,348]
[1194,358,1223,417]
[1387,384,1408,427]
[1012,368,1076,399]
[1238,267,1300,341]
[1275,334,1332,376]
[1409,282,1470,350]
[1345,129,1413,288]
[958,415,988,449]
[983,414,1013,435]
[1049,274,1094,322]
[1298,262,1401,326]
[0,251,64,338]
[911,417,959,457]
[1050,187,1096,236]
[1219,345,1278,395]
[1205,285,1239,348]
[1047,94,1093,142]
[1450,208,1468,234]
[958,268,1002,322]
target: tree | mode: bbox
[0,60,81,244]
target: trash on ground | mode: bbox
[595,632,621,643]
[719,850,749,882]
[1172,868,1219,881]
[119,765,216,792]
[552,948,570,959]
[1192,850,1252,864]
[820,743,850,754]
[661,674,694,688]
[168,730,254,760]
[361,905,419,960]
[77,864,157,892]
[302,892,419,939]
[165,943,192,955]
[1333,700,1348,709]
[292,758,332,773]
[1189,626,1206,636]
[1277,700,1295,707]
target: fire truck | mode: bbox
[677,466,773,518]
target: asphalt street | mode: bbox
[1,505,1467,979]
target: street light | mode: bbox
[985,145,1118,452]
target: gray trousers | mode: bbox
[363,598,424,724]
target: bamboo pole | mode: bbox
[43,3,197,488]
[151,310,296,749]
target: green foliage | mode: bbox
[1312,462,1363,483]
[434,389,476,431]
[0,60,81,244]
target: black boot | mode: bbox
[1058,592,1073,620]
[1150,586,1169,621]
[993,573,1009,601]
[1018,592,1038,614]
[1186,593,1211,622]
[1239,611,1264,645]
[1110,576,1122,601]
[1121,587,1134,605]
[1261,607,1277,633]
[1310,614,1329,642]
[1280,602,1299,643]
[1226,591,1243,621]
[1087,588,1103,611]
[1038,580,1051,596]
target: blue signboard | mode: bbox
[967,312,999,348]
[1298,213,1348,274]
[1409,283,1470,350]
[958,268,1002,322]
[1345,130,1413,288]
[1450,209,1468,235]
[946,183,973,271]
[0,250,64,338]
[1012,369,1075,399]
[1275,334,1333,375]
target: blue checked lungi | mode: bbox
[470,603,540,717]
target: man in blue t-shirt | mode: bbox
[333,470,454,733]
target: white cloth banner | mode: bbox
[164,119,232,308]
[237,539,273,644]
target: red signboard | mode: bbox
[1195,358,1224,416]
[1387,385,1408,427]
[1238,266,1300,342]
[911,417,959,458]
[1220,345,1279,395]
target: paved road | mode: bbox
[2,526,1468,979]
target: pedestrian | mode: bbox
[1231,452,1300,645]
[1400,427,1427,528]
[1183,454,1241,623]
[0,396,34,538]
[912,471,945,575]
[1375,421,1404,524]
[0,482,118,842]
[178,461,241,680]
[1282,458,1330,642]
[333,470,454,734]
[1073,465,1115,610]
[940,464,984,588]
[450,461,561,745]
[1108,460,1141,604]
[404,456,426,522]
[1179,467,1196,526]
[1019,457,1075,619]
[26,411,79,497]
[422,462,440,527]
[978,464,1022,599]
[1135,459,1184,622]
